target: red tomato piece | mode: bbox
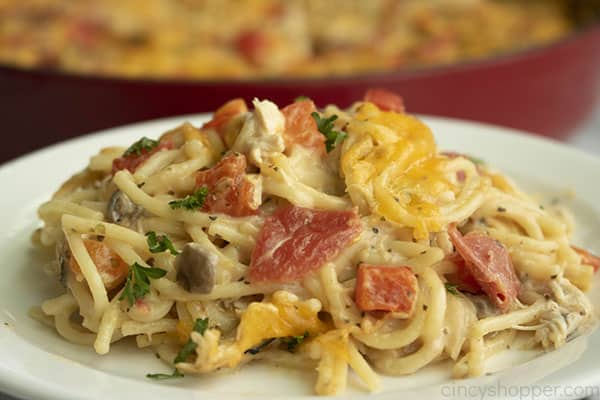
[355,264,418,315]
[281,99,325,153]
[68,18,105,49]
[444,252,483,294]
[112,139,173,175]
[572,246,600,272]
[69,239,129,291]
[235,30,268,66]
[196,152,257,217]
[448,224,520,312]
[364,88,405,113]
[202,98,248,139]
[248,205,362,283]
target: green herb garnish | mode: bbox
[146,231,180,255]
[244,332,309,356]
[146,369,184,380]
[281,332,309,352]
[168,187,209,210]
[445,282,460,295]
[119,262,167,306]
[294,95,310,102]
[174,318,209,364]
[123,137,159,157]
[244,338,276,355]
[173,341,198,364]
[311,112,347,152]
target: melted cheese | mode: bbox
[384,156,457,217]
[236,291,327,353]
[312,328,351,362]
[341,105,434,212]
[355,102,436,157]
[376,155,462,237]
[174,291,328,371]
[342,102,465,238]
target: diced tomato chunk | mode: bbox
[248,205,361,283]
[235,30,268,66]
[572,246,600,272]
[112,139,173,175]
[281,99,325,153]
[68,18,105,49]
[195,152,257,217]
[355,264,418,315]
[364,88,405,113]
[69,239,129,291]
[448,224,520,312]
[202,98,248,139]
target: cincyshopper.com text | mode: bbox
[441,382,600,399]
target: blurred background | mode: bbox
[1,0,600,163]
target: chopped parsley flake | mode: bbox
[168,187,208,210]
[281,332,309,352]
[445,282,460,295]
[245,332,310,356]
[146,370,184,380]
[146,231,179,255]
[311,112,347,152]
[146,318,209,380]
[119,262,167,306]
[244,338,276,355]
[123,137,159,157]
[174,318,209,364]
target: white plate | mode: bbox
[1,115,600,400]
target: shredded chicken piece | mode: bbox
[231,99,285,166]
[532,277,593,349]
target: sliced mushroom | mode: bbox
[107,190,142,229]
[176,243,218,294]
